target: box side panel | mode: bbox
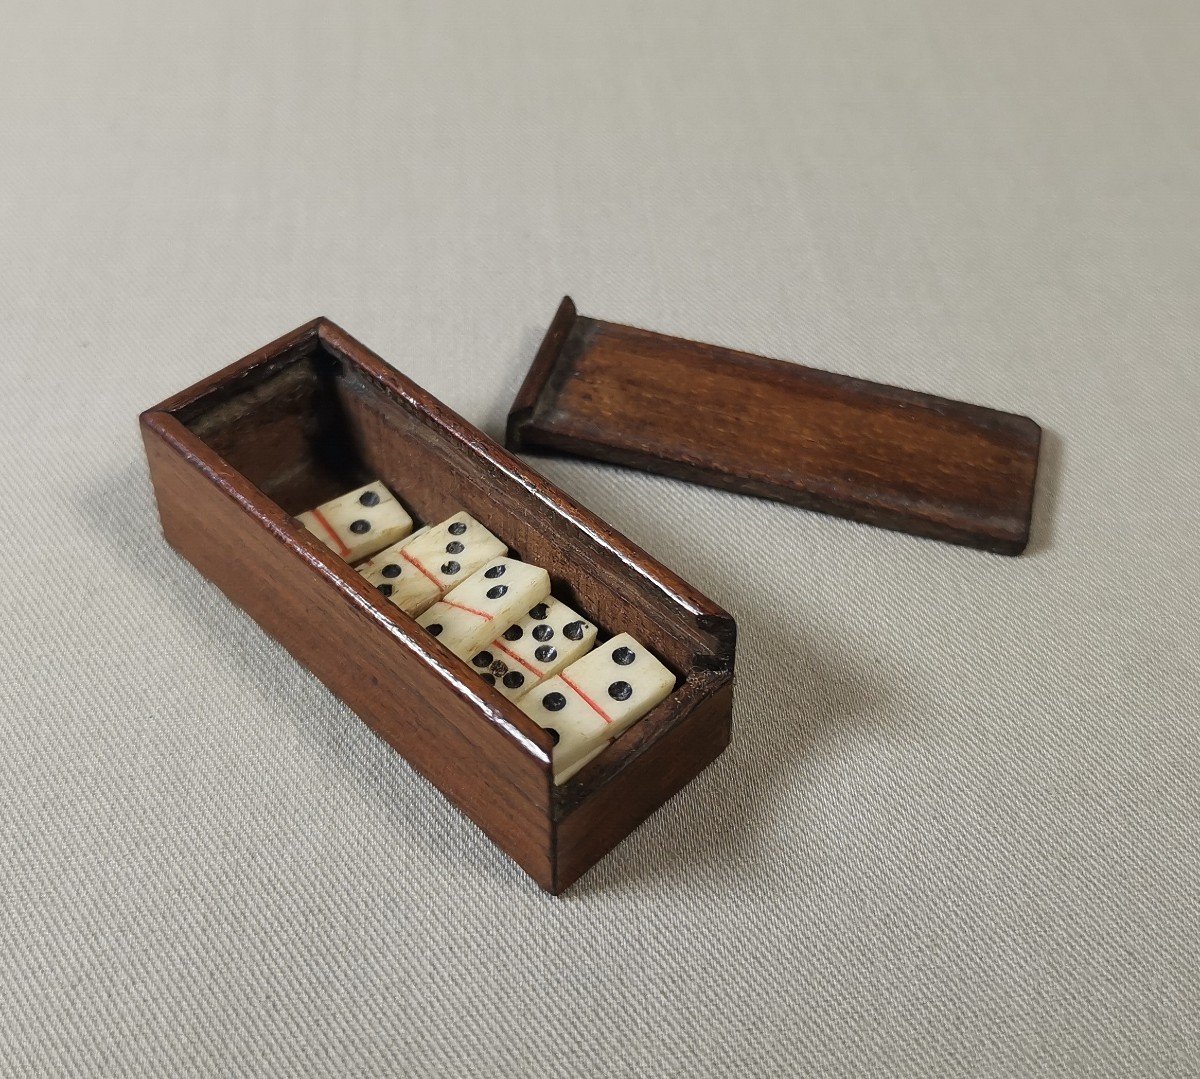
[552,676,734,893]
[141,418,556,891]
[154,319,323,420]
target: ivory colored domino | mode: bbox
[357,526,440,614]
[469,596,597,701]
[395,511,507,598]
[298,481,413,563]
[417,558,551,662]
[554,746,607,786]
[518,633,675,784]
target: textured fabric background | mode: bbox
[1,1,1197,1076]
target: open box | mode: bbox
[140,318,737,894]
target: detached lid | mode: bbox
[506,297,1042,555]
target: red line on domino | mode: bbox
[310,508,351,558]
[560,673,613,725]
[492,640,543,677]
[440,599,493,621]
[401,549,444,590]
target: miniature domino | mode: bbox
[298,481,413,563]
[357,527,440,614]
[417,558,551,661]
[470,597,597,701]
[518,633,675,784]
[393,511,507,598]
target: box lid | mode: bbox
[506,297,1042,555]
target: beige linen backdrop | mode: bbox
[1,2,1197,1076]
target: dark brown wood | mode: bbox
[508,297,1043,555]
[140,319,736,893]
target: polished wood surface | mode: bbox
[141,318,736,893]
[554,675,733,893]
[508,297,1042,555]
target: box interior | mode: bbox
[171,332,724,688]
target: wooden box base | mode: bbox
[140,319,736,893]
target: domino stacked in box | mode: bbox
[298,484,678,785]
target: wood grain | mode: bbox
[141,318,737,893]
[508,297,1043,555]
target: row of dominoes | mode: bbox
[296,480,676,783]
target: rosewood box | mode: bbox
[140,319,737,894]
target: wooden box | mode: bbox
[140,319,737,894]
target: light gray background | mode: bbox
[1,1,1197,1075]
